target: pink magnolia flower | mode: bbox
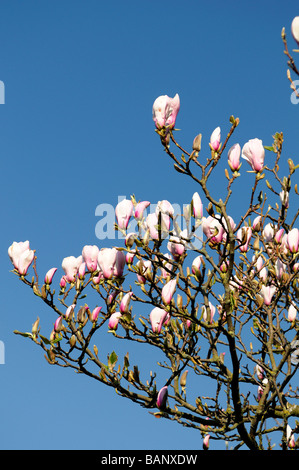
[114,250,126,277]
[202,302,216,324]
[252,216,262,231]
[291,16,299,46]
[8,240,30,269]
[257,385,264,401]
[136,259,152,283]
[167,235,185,259]
[161,279,177,305]
[17,249,35,275]
[280,190,289,208]
[287,228,299,253]
[210,126,221,152]
[157,385,168,409]
[160,253,173,278]
[262,223,274,242]
[54,316,63,333]
[62,255,83,283]
[259,266,268,282]
[146,213,160,240]
[134,201,150,220]
[82,245,100,272]
[108,312,122,330]
[192,192,203,218]
[125,233,137,249]
[115,199,134,230]
[126,249,136,265]
[222,215,236,242]
[255,364,265,380]
[98,248,117,279]
[203,434,210,450]
[236,226,252,252]
[288,304,297,322]
[228,143,241,171]
[287,424,296,449]
[156,200,174,232]
[91,306,102,322]
[257,378,268,401]
[260,285,276,306]
[78,262,86,280]
[152,93,180,129]
[59,276,67,288]
[150,307,168,333]
[44,267,57,284]
[120,292,133,314]
[241,138,265,172]
[202,216,224,244]
[275,259,286,280]
[65,304,75,320]
[253,254,264,273]
[192,255,203,278]
[274,228,284,243]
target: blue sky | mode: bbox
[1,0,299,450]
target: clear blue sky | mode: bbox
[1,0,299,450]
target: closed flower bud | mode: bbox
[209,127,221,152]
[287,424,296,448]
[241,138,265,172]
[150,307,168,333]
[202,302,216,324]
[134,201,150,220]
[192,133,202,152]
[62,255,83,283]
[44,267,57,285]
[98,248,117,279]
[78,262,86,280]
[287,228,299,253]
[120,292,133,314]
[192,192,203,219]
[192,255,203,279]
[115,199,134,230]
[108,312,122,330]
[203,434,210,450]
[54,316,63,333]
[228,143,241,172]
[82,245,100,272]
[32,317,40,336]
[291,16,299,46]
[69,334,76,348]
[288,304,297,322]
[161,278,177,305]
[260,285,276,306]
[156,385,168,409]
[91,306,102,322]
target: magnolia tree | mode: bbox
[8,19,299,451]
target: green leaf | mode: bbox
[108,351,118,371]
[124,352,130,369]
[264,146,274,152]
[40,335,51,345]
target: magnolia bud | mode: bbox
[192,133,202,152]
[69,334,76,348]
[32,317,40,337]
